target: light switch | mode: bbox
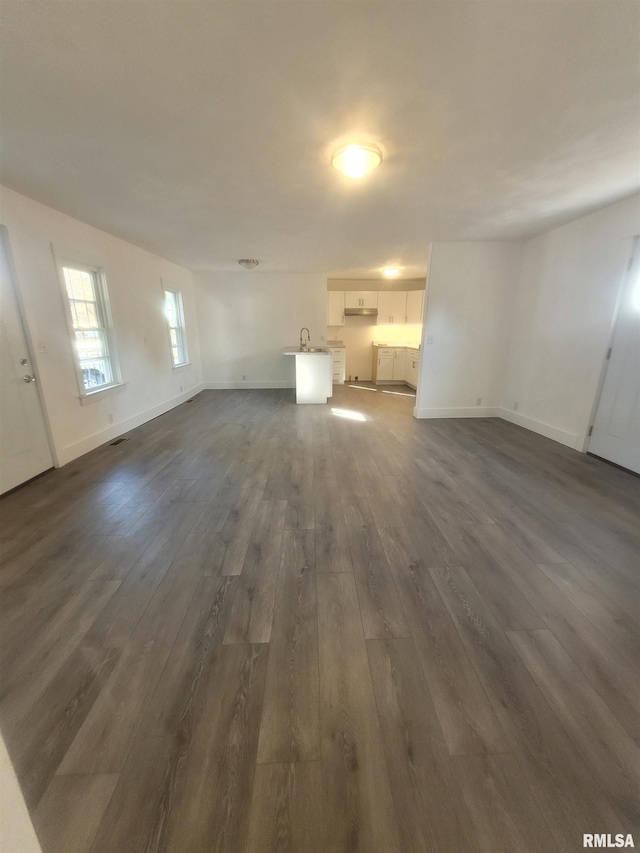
[426,335,434,344]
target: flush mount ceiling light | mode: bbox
[382,266,401,277]
[238,259,259,269]
[331,144,383,179]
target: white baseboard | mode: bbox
[203,380,295,390]
[498,408,579,449]
[57,383,204,466]
[414,406,501,419]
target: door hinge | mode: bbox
[587,425,593,437]
[606,347,612,360]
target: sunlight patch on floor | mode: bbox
[331,408,366,421]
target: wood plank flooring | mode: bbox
[1,385,639,853]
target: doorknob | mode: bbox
[23,374,36,383]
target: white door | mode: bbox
[0,227,54,494]
[588,242,640,473]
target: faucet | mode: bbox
[299,327,310,351]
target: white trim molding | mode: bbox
[498,408,580,449]
[414,406,501,419]
[413,404,580,449]
[203,380,295,390]
[57,383,204,466]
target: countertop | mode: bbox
[282,347,330,355]
[373,342,421,350]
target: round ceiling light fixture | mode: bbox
[331,144,383,179]
[382,266,401,278]
[238,259,260,269]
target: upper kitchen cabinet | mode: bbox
[377,291,407,325]
[345,291,378,309]
[406,289,425,324]
[327,291,345,325]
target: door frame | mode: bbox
[0,225,59,469]
[583,234,639,454]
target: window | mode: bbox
[62,264,119,393]
[164,289,189,367]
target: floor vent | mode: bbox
[110,438,127,446]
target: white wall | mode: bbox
[194,271,326,388]
[503,193,640,449]
[415,241,523,418]
[0,732,42,853]
[1,186,202,465]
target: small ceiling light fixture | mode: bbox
[331,144,383,179]
[382,266,401,278]
[238,259,259,269]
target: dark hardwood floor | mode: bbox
[1,385,639,852]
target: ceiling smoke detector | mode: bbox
[238,259,259,270]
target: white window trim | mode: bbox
[162,284,190,369]
[78,381,128,405]
[55,256,122,398]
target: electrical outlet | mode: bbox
[108,413,114,424]
[476,397,482,406]
[426,335,434,344]
[320,334,325,342]
[242,374,247,381]
[514,401,519,411]
[180,385,183,393]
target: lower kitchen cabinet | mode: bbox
[372,344,420,387]
[392,347,406,380]
[329,345,346,384]
[405,348,420,388]
[372,347,394,382]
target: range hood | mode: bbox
[344,307,378,316]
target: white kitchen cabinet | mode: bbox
[405,348,420,388]
[372,346,394,382]
[377,291,407,325]
[327,291,345,326]
[345,291,378,309]
[376,354,394,381]
[329,345,346,384]
[406,290,424,325]
[392,347,406,379]
[373,344,420,386]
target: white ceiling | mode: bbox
[1,1,638,278]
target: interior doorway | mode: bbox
[588,238,640,474]
[0,226,54,494]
